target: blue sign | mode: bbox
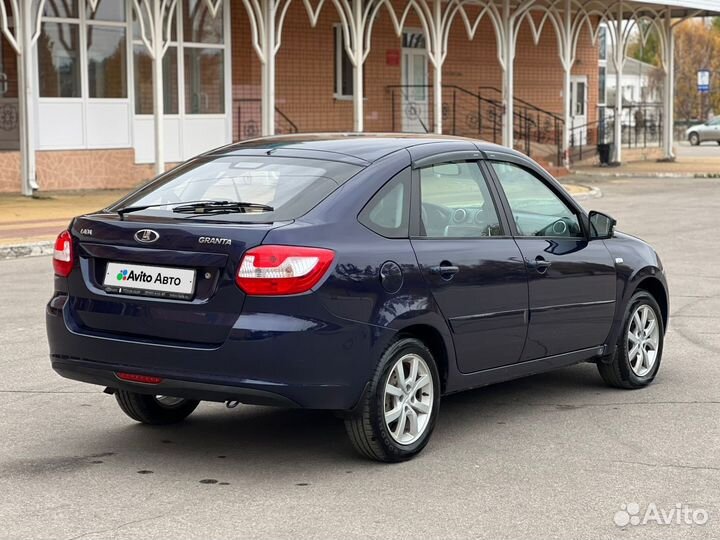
[698,69,711,94]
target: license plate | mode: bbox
[103,262,196,300]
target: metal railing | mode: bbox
[386,84,564,163]
[568,104,664,164]
[234,98,298,140]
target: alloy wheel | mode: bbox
[383,353,434,445]
[627,304,660,377]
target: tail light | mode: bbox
[236,245,335,296]
[53,230,74,277]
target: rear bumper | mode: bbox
[47,295,393,410]
[52,359,301,407]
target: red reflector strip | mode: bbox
[116,372,163,384]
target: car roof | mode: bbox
[210,133,524,164]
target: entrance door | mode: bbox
[570,76,588,146]
[401,31,429,133]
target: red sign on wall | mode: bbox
[386,49,400,66]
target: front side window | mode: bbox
[418,162,503,238]
[491,162,583,238]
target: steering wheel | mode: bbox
[537,217,580,237]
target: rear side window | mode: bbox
[114,155,364,222]
[418,161,504,238]
[358,167,410,238]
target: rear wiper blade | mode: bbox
[116,199,227,217]
[172,201,274,214]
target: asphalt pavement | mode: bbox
[1,176,719,539]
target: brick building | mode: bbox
[0,0,717,194]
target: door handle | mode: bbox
[526,256,551,273]
[429,264,460,279]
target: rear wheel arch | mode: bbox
[396,324,451,393]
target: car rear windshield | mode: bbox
[113,155,364,222]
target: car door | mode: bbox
[410,157,529,374]
[486,158,616,360]
[710,118,720,142]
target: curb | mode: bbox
[0,241,53,261]
[563,184,602,201]
[0,185,602,261]
[571,171,720,179]
[0,187,600,261]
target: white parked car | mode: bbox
[686,118,720,145]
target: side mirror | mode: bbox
[589,211,616,239]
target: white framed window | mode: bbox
[36,0,132,150]
[38,0,128,99]
[132,0,227,116]
[334,24,363,100]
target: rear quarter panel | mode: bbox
[262,151,458,386]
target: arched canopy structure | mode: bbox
[5,0,720,194]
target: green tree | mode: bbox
[713,17,720,34]
[674,20,720,122]
[627,21,662,66]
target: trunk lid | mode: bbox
[66,213,286,345]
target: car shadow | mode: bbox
[30,363,613,478]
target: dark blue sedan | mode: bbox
[46,134,668,462]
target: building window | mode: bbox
[133,45,179,114]
[184,48,224,113]
[334,25,354,99]
[38,22,82,98]
[38,0,128,99]
[598,66,606,105]
[598,26,607,61]
[133,0,225,115]
[183,0,225,114]
[87,25,127,98]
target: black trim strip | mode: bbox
[532,299,615,313]
[451,308,527,322]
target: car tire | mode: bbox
[345,337,440,462]
[597,291,664,389]
[689,132,700,146]
[115,390,199,425]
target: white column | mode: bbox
[612,2,624,164]
[662,9,675,160]
[261,0,276,136]
[432,0,442,134]
[501,0,515,148]
[18,1,37,195]
[152,1,165,175]
[351,0,363,132]
[560,0,573,169]
[562,67,572,167]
